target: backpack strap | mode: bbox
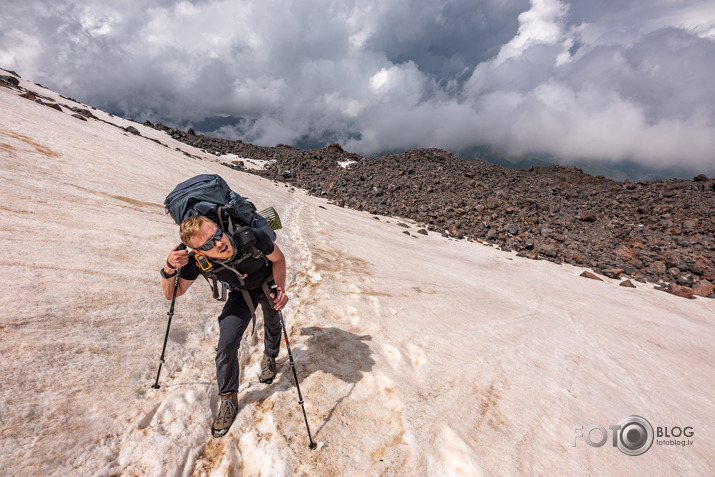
[214,261,257,335]
[261,276,276,309]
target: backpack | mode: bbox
[164,174,282,329]
[164,174,277,240]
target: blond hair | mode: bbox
[180,215,216,246]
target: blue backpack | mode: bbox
[164,174,277,240]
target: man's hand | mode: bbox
[270,285,289,311]
[166,244,189,271]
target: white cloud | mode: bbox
[1,0,715,174]
[495,0,571,65]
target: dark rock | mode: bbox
[667,267,681,277]
[692,280,714,297]
[0,75,20,86]
[72,108,95,119]
[506,224,519,235]
[682,219,697,234]
[580,271,603,281]
[538,241,558,257]
[619,279,637,288]
[125,126,141,135]
[663,283,695,299]
[417,229,428,235]
[680,274,698,286]
[693,174,708,181]
[650,261,667,275]
[576,211,596,222]
[603,268,624,279]
[71,114,87,121]
[45,103,62,112]
[665,254,686,270]
[689,259,709,276]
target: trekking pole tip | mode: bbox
[309,442,317,450]
[151,384,160,389]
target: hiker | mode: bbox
[160,214,288,437]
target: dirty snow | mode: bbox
[221,154,273,171]
[1,71,714,476]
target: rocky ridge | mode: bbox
[152,125,715,299]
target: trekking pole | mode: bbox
[270,285,317,450]
[279,309,317,450]
[152,244,185,389]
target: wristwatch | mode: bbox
[160,268,178,279]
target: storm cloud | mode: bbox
[2,0,714,174]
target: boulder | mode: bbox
[692,280,714,298]
[537,241,558,257]
[603,268,624,279]
[0,75,20,86]
[580,271,603,281]
[576,212,596,222]
[72,108,96,119]
[664,283,694,299]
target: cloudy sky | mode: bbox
[2,0,715,174]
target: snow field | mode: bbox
[1,71,714,476]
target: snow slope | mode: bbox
[1,71,713,476]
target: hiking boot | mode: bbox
[212,391,238,438]
[259,353,277,384]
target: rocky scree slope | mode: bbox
[146,124,715,300]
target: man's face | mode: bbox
[188,222,233,259]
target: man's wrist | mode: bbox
[160,267,178,279]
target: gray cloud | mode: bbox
[1,0,714,174]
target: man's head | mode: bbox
[180,215,233,259]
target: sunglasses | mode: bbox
[195,227,223,251]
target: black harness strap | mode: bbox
[201,211,274,335]
[201,274,225,301]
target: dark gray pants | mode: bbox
[216,288,282,394]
